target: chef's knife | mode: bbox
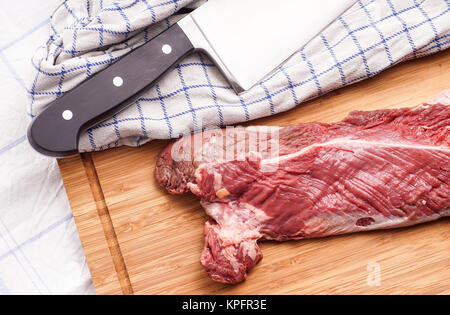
[28,0,356,157]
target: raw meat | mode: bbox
[156,91,450,284]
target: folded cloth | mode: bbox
[28,0,450,152]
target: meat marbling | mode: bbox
[156,90,450,284]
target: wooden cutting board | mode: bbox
[58,50,450,295]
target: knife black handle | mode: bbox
[28,24,194,157]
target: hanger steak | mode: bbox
[156,91,450,284]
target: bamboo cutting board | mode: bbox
[58,50,450,295]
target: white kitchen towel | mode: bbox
[0,0,94,294]
[28,0,450,152]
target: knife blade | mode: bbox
[28,0,356,157]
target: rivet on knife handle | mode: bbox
[28,24,194,157]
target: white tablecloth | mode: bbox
[0,0,94,295]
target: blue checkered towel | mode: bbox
[28,0,450,152]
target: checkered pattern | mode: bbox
[28,0,450,152]
[0,1,94,294]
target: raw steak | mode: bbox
[156,91,450,284]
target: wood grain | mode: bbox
[58,49,450,295]
[80,153,134,295]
